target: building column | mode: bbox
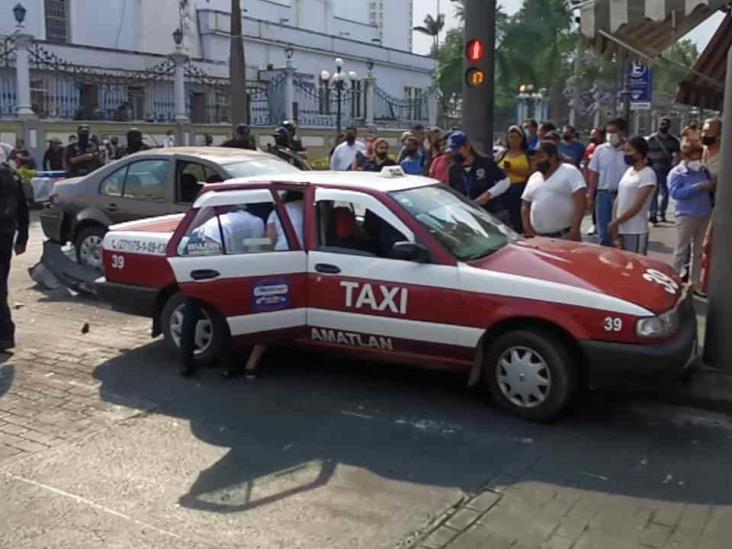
[704,46,732,370]
[284,60,296,121]
[172,52,189,122]
[14,33,34,118]
[365,73,376,127]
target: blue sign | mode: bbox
[628,62,652,109]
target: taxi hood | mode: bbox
[470,238,681,315]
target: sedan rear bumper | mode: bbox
[581,297,698,390]
[95,277,159,318]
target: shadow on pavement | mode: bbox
[0,361,13,399]
[93,342,732,515]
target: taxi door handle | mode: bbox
[106,203,119,212]
[190,269,220,281]
[315,263,341,275]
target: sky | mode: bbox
[412,0,725,56]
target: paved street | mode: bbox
[1,215,731,548]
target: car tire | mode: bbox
[160,292,226,366]
[74,225,107,271]
[483,330,577,422]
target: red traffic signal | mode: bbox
[466,39,485,62]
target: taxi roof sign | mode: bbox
[380,166,406,178]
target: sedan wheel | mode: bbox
[484,330,577,422]
[160,292,225,366]
[74,226,107,271]
[496,346,551,409]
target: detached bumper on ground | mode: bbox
[95,277,159,318]
[39,207,67,243]
[582,297,697,389]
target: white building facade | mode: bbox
[0,0,436,128]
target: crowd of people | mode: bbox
[327,117,722,295]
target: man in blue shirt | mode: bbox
[668,141,714,292]
[559,125,586,167]
[400,136,426,175]
[522,119,540,151]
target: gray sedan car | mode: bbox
[40,147,300,269]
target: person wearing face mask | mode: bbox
[587,118,628,246]
[362,138,396,172]
[559,126,585,167]
[330,126,365,171]
[702,118,721,184]
[42,138,65,171]
[522,119,540,151]
[65,124,101,178]
[428,133,452,184]
[646,117,680,225]
[521,141,587,241]
[668,142,714,293]
[400,136,426,175]
[447,131,511,223]
[608,136,656,254]
[116,128,150,159]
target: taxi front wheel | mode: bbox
[484,330,577,422]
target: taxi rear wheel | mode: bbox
[484,330,577,422]
[160,292,226,366]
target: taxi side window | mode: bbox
[178,200,286,256]
[316,199,408,258]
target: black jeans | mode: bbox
[0,233,15,345]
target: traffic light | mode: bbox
[461,0,496,152]
[465,39,487,87]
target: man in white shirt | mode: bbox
[194,207,265,254]
[521,141,587,241]
[162,130,176,148]
[587,117,628,246]
[330,126,365,171]
[266,191,305,250]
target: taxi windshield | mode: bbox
[391,185,516,261]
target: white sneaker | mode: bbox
[587,224,597,236]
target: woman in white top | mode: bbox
[608,136,657,255]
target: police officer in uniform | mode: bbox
[0,161,29,352]
[447,131,511,223]
[222,123,257,150]
[282,120,307,158]
[65,124,102,177]
[267,127,310,170]
[115,128,150,159]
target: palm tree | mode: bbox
[414,13,446,57]
[230,0,248,125]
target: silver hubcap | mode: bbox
[169,304,213,355]
[496,346,552,408]
[79,235,103,270]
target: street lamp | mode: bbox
[13,3,27,28]
[320,58,358,134]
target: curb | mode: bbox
[643,363,732,415]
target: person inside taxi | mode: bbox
[521,141,587,241]
[447,131,511,224]
[195,206,266,254]
[266,191,304,250]
[609,136,656,255]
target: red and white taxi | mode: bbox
[96,168,697,421]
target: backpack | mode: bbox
[0,163,21,228]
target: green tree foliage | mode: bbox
[414,13,446,57]
[655,40,699,95]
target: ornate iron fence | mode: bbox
[374,86,429,127]
[292,77,361,129]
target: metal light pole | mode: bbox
[704,46,732,370]
[461,0,496,153]
[320,58,356,135]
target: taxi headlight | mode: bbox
[636,309,679,339]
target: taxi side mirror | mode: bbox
[392,241,431,263]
